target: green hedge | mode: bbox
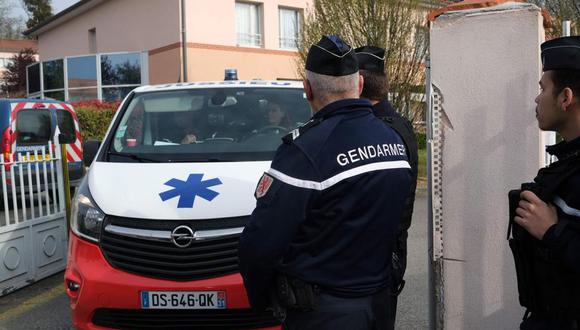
[72,100,120,142]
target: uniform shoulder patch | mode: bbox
[255,173,274,199]
[282,118,323,144]
[283,128,301,143]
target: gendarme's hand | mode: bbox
[514,190,558,240]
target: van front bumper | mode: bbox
[65,233,280,330]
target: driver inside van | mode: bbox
[266,102,291,129]
[161,111,200,144]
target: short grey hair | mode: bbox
[305,70,359,98]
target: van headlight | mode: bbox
[70,178,105,242]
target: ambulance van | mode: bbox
[65,81,311,329]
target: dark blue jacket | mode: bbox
[542,137,580,274]
[238,98,412,309]
[372,99,398,118]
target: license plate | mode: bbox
[141,291,226,309]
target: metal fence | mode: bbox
[0,141,67,296]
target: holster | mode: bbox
[272,274,319,312]
[390,251,406,296]
[508,188,538,311]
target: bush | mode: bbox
[416,132,426,150]
[71,100,120,142]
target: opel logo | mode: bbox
[171,225,195,248]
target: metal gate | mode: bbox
[0,140,67,296]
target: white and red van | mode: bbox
[66,80,311,329]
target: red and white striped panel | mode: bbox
[9,102,83,163]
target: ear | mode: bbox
[303,79,314,101]
[560,87,574,112]
[358,74,364,96]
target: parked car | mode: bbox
[65,80,312,329]
[0,99,84,198]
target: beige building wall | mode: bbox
[37,0,180,60]
[181,0,310,80]
[149,47,182,85]
[186,0,310,49]
[33,0,312,88]
[430,3,545,328]
[186,45,298,81]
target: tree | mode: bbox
[1,48,37,97]
[298,0,432,122]
[0,0,25,38]
[526,0,580,37]
[21,0,53,29]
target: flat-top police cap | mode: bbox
[355,46,386,73]
[541,36,580,71]
[306,35,358,76]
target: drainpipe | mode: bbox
[181,0,188,82]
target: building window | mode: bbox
[27,63,41,96]
[279,8,300,49]
[26,52,146,102]
[236,2,262,47]
[0,58,13,69]
[67,55,98,102]
[43,59,65,101]
[101,52,142,102]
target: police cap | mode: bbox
[355,46,385,73]
[541,36,580,71]
[306,35,358,76]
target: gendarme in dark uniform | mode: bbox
[238,35,413,330]
[356,45,419,330]
[509,36,580,329]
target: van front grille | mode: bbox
[100,216,248,281]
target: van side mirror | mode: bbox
[83,140,101,166]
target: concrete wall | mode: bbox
[37,0,180,60]
[430,3,545,328]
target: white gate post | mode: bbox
[429,3,546,328]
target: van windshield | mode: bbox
[107,87,311,162]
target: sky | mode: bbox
[9,0,80,22]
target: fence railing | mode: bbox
[0,141,65,228]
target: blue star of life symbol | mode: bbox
[159,174,222,208]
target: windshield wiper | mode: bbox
[168,158,235,163]
[107,151,161,163]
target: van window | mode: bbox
[108,88,311,162]
[16,110,52,145]
[57,109,77,144]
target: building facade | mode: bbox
[0,39,38,97]
[25,0,311,102]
